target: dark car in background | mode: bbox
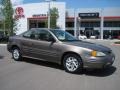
[0,31,9,42]
[0,31,4,41]
[7,29,115,73]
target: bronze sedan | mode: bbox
[7,29,115,73]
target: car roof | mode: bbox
[30,28,49,31]
[30,28,62,31]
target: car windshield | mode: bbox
[51,30,78,41]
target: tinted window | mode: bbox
[23,29,55,41]
[38,30,54,41]
[23,30,36,39]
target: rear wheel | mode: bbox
[12,47,22,61]
[63,54,83,73]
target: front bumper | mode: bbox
[83,53,115,69]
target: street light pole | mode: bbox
[74,9,77,37]
[45,0,51,29]
[100,8,104,39]
[48,1,50,29]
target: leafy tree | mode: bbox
[50,7,59,29]
[1,0,17,36]
[0,5,3,30]
[45,7,59,29]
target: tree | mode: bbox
[50,7,59,29]
[1,0,17,36]
[45,7,59,29]
[0,5,3,30]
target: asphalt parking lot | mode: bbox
[0,40,120,90]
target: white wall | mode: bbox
[14,2,66,35]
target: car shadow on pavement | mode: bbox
[78,66,117,77]
[21,58,116,77]
[22,58,64,70]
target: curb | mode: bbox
[111,44,120,46]
[0,44,7,46]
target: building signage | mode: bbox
[14,7,25,19]
[32,14,47,18]
[79,13,99,18]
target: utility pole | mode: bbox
[74,9,77,37]
[100,8,104,39]
[48,1,50,29]
[45,0,52,29]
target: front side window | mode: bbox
[38,30,54,41]
[51,30,78,41]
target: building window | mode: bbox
[104,21,120,27]
[38,22,45,28]
[66,22,74,27]
[81,21,100,27]
[29,20,37,29]
[29,20,46,29]
[66,30,74,35]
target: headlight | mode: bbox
[91,51,106,57]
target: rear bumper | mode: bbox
[83,53,115,69]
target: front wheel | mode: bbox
[63,54,83,73]
[12,47,22,61]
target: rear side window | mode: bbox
[23,29,55,41]
[23,30,36,39]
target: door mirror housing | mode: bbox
[49,37,56,42]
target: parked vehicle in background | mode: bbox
[0,31,9,42]
[117,35,120,39]
[7,29,115,73]
[90,35,96,39]
[0,31,4,41]
[78,35,87,39]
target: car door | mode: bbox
[21,30,37,57]
[30,30,60,63]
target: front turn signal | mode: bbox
[91,51,97,57]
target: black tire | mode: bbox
[12,47,22,61]
[63,54,83,73]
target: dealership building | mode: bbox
[66,8,120,39]
[1,2,120,39]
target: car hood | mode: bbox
[63,41,111,52]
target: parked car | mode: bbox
[0,31,9,42]
[7,29,115,73]
[0,31,4,41]
[90,35,96,39]
[117,35,120,39]
[78,35,87,39]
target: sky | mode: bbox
[10,0,120,9]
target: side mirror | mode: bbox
[49,37,56,42]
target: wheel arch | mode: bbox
[61,51,83,65]
[11,45,20,50]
